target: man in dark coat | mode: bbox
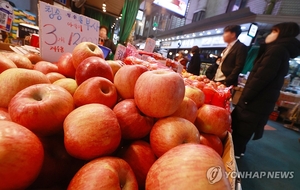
[214,25,248,87]
[187,46,201,75]
[232,22,300,159]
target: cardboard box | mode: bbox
[222,132,237,190]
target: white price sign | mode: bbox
[114,44,126,61]
[38,1,100,62]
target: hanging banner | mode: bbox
[39,1,100,62]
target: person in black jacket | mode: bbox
[99,26,116,60]
[187,46,201,75]
[214,25,248,86]
[231,22,300,159]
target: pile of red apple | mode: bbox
[0,42,232,190]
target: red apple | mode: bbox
[67,157,138,190]
[0,121,44,190]
[146,143,231,190]
[34,61,59,74]
[64,104,121,160]
[24,53,43,64]
[113,99,154,140]
[29,134,85,189]
[2,52,34,69]
[114,65,148,99]
[134,70,185,118]
[73,77,117,108]
[0,52,17,73]
[0,107,11,121]
[72,42,104,69]
[200,133,224,157]
[121,140,157,189]
[185,85,205,108]
[46,72,66,83]
[195,104,231,138]
[75,56,114,85]
[0,68,50,108]
[107,60,124,76]
[9,84,74,136]
[150,117,200,157]
[170,97,198,123]
[53,78,78,95]
[57,52,76,78]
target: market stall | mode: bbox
[0,1,239,190]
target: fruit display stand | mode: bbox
[222,132,240,190]
[1,40,240,189]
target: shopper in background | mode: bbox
[213,25,248,86]
[206,57,220,80]
[187,46,201,75]
[231,22,300,159]
[175,51,188,69]
[99,26,116,60]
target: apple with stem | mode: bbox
[72,42,104,69]
[9,84,74,136]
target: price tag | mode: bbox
[38,2,100,62]
[144,38,156,53]
[114,44,126,61]
[0,1,13,33]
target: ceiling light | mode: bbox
[207,31,211,35]
[200,33,203,36]
[103,3,106,7]
[103,9,106,12]
[116,18,118,20]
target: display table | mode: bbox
[222,132,240,190]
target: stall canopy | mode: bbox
[119,0,143,44]
[84,0,143,44]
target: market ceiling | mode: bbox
[85,0,125,17]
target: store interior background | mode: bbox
[9,0,300,120]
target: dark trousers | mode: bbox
[232,130,253,156]
[231,106,269,156]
